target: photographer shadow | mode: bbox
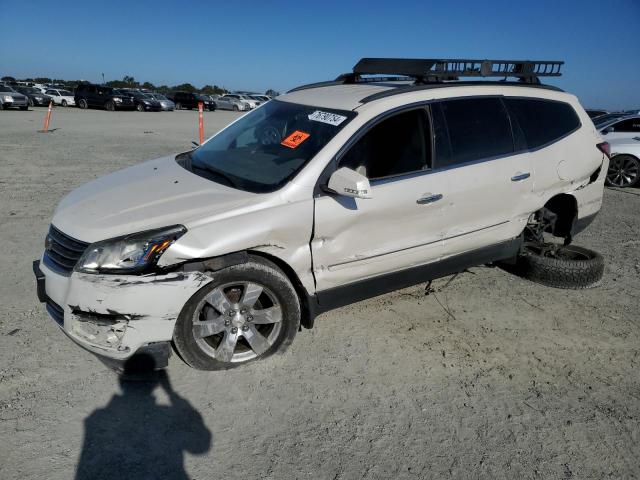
[75,355,212,480]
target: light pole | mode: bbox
[101,73,105,85]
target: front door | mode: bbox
[312,107,450,292]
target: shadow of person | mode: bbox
[75,355,212,480]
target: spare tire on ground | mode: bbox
[513,243,604,289]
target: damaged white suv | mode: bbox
[33,59,609,371]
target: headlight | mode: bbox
[36,97,43,101]
[143,100,150,105]
[74,225,186,274]
[113,97,122,102]
[3,95,13,102]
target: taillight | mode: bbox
[597,142,611,158]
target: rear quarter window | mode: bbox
[506,98,581,149]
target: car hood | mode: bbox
[51,155,260,243]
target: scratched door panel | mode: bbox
[312,170,449,291]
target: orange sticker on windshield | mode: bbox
[281,130,310,149]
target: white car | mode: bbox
[597,114,640,142]
[214,95,250,111]
[45,88,76,107]
[33,58,608,372]
[225,93,260,109]
[606,137,640,187]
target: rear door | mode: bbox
[431,97,534,258]
[312,107,449,292]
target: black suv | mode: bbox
[74,84,135,111]
[170,91,216,111]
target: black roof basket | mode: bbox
[343,58,563,85]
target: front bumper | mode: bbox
[33,259,214,368]
[31,97,51,106]
[113,101,135,110]
[3,97,28,108]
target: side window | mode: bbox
[339,109,431,180]
[433,97,514,168]
[45,90,56,95]
[506,98,580,149]
[612,119,640,132]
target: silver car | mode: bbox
[0,85,29,110]
[149,93,175,111]
[215,95,250,111]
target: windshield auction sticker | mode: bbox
[281,130,310,149]
[308,110,347,126]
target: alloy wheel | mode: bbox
[191,282,282,363]
[606,155,640,187]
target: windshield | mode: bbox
[21,87,39,94]
[183,100,356,193]
[0,86,16,92]
[59,90,72,96]
[153,94,168,100]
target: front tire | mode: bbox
[28,98,34,107]
[105,101,115,111]
[173,257,300,370]
[175,102,181,110]
[78,98,88,109]
[61,100,68,107]
[136,103,145,112]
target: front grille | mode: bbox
[42,225,89,275]
[46,297,64,326]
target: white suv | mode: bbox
[33,58,609,372]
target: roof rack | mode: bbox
[348,58,563,84]
[288,57,563,94]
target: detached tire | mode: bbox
[173,256,300,370]
[516,244,604,289]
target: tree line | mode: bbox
[1,75,279,97]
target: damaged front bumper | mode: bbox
[33,259,213,369]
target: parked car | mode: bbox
[605,137,640,188]
[33,58,607,372]
[0,85,29,110]
[171,91,216,111]
[45,88,76,107]
[597,114,640,142]
[14,86,52,107]
[251,95,271,103]
[225,93,260,109]
[586,109,608,119]
[215,95,250,111]
[125,91,162,112]
[148,93,175,111]
[74,84,135,111]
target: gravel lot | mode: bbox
[1,107,639,479]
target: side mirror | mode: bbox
[325,167,372,199]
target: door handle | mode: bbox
[511,172,531,182]
[417,193,443,205]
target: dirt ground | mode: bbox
[1,107,639,480]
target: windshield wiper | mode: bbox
[192,163,238,189]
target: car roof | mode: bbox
[596,114,640,129]
[277,80,568,112]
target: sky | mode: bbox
[1,0,638,109]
